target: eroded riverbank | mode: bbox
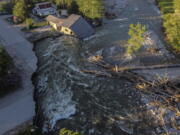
[33,36,179,135]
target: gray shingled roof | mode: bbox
[46,14,95,39]
[61,14,94,39]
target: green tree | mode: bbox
[25,18,34,29]
[163,14,180,51]
[174,0,180,13]
[77,0,104,20]
[13,0,27,22]
[127,23,147,54]
[0,46,11,76]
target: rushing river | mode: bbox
[33,36,172,135]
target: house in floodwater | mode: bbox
[46,15,64,30]
[32,2,57,17]
[46,14,95,39]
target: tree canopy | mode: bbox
[77,0,104,19]
[174,0,180,13]
[13,0,27,21]
[54,0,104,19]
[163,13,180,52]
[158,0,180,52]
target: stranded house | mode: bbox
[46,14,95,39]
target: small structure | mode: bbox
[32,2,57,17]
[46,14,95,39]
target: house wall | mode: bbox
[49,22,58,30]
[60,27,74,35]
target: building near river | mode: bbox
[46,15,64,30]
[46,14,95,39]
[32,2,57,17]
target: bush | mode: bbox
[26,18,34,29]
[13,0,27,23]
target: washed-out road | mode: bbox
[0,16,37,135]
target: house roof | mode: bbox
[46,14,95,39]
[61,14,95,39]
[46,15,65,24]
[62,14,81,28]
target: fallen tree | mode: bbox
[82,56,180,120]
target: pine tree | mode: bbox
[127,23,147,54]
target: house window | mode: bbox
[65,29,68,32]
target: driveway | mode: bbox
[0,16,37,135]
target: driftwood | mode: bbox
[83,57,180,118]
[88,55,180,72]
[111,64,180,72]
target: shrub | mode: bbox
[13,0,27,22]
[26,18,34,29]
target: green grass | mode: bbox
[32,21,48,28]
[22,20,48,31]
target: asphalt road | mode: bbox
[0,16,37,135]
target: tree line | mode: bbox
[159,0,180,53]
[3,0,104,23]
